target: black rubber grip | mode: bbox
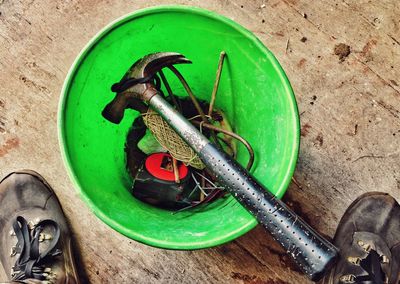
[198,143,338,281]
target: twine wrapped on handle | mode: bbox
[142,108,205,169]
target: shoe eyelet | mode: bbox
[357,240,371,252]
[9,246,18,257]
[380,254,389,264]
[339,274,356,283]
[347,256,361,265]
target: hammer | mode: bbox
[102,52,338,281]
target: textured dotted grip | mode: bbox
[199,143,339,281]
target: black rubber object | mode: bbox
[198,143,339,281]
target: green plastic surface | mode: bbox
[58,6,300,249]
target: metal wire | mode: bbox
[191,120,254,171]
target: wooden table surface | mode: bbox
[0,0,399,283]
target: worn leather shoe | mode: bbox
[321,192,400,284]
[0,171,80,284]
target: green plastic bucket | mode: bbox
[58,6,300,249]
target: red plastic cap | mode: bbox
[145,152,189,181]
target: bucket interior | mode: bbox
[60,6,299,249]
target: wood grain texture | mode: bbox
[0,0,399,283]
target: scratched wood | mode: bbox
[0,0,399,283]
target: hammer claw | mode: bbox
[102,52,191,124]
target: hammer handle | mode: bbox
[198,143,338,281]
[148,94,338,281]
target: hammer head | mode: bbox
[102,52,191,124]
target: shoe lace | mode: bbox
[342,249,386,284]
[10,216,61,281]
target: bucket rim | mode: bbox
[58,5,300,250]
